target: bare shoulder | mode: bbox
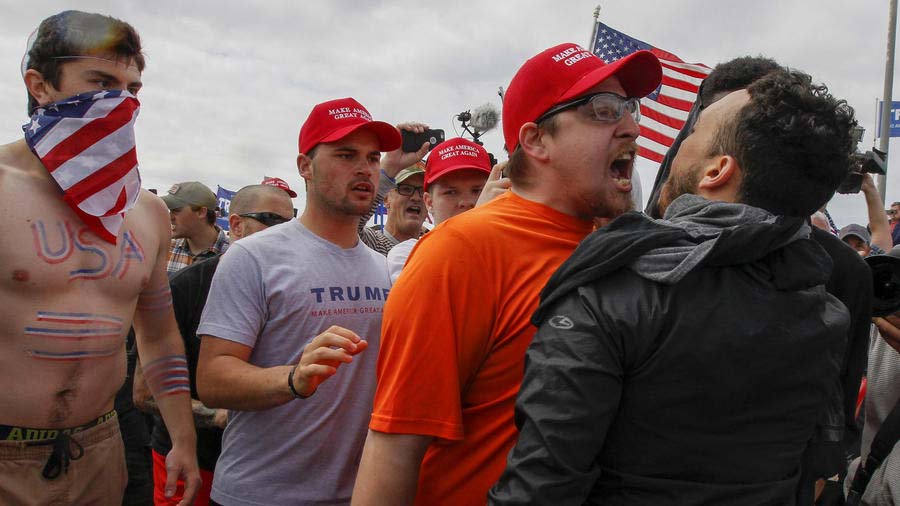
[0,139,43,184]
[134,189,169,224]
[124,190,171,254]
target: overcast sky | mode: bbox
[1,0,896,228]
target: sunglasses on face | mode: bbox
[239,212,290,227]
[395,184,425,197]
[537,92,641,125]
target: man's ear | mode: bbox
[23,69,56,108]
[518,122,550,163]
[698,154,741,191]
[297,154,313,181]
[228,214,243,240]
[423,191,434,215]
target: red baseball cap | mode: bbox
[261,176,297,198]
[502,43,662,153]
[298,97,401,155]
[424,137,492,191]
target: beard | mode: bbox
[309,175,373,217]
[658,163,702,217]
[585,188,634,222]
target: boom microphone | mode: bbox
[470,103,500,133]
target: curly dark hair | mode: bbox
[709,69,857,216]
[699,56,781,108]
[25,11,144,112]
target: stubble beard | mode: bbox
[658,164,701,217]
[586,187,634,222]
[310,179,373,218]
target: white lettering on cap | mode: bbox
[551,47,579,63]
[563,51,594,66]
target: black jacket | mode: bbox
[489,208,850,505]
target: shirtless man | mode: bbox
[0,11,199,505]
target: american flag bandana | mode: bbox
[23,89,141,245]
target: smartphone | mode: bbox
[401,129,445,153]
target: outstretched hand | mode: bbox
[476,161,511,207]
[291,325,368,397]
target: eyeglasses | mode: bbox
[395,184,424,197]
[239,212,291,227]
[536,92,641,125]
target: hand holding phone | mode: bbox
[401,129,445,153]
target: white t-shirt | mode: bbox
[387,238,418,284]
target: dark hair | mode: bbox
[25,11,144,112]
[504,115,559,188]
[699,56,781,108]
[190,205,218,225]
[710,69,857,216]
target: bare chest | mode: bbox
[0,186,156,300]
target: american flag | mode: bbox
[592,22,710,163]
[24,89,142,244]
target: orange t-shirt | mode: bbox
[370,191,593,505]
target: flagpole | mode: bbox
[589,5,601,48]
[877,0,897,203]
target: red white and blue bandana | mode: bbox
[24,89,141,244]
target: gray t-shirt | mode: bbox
[197,219,390,506]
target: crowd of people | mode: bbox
[1,9,898,506]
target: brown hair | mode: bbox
[25,11,144,112]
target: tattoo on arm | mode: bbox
[192,401,224,429]
[137,285,173,312]
[139,398,222,429]
[143,354,190,398]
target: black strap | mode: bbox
[846,400,900,505]
[29,432,85,480]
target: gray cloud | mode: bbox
[1,0,896,226]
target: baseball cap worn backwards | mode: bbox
[161,181,217,210]
[502,43,662,153]
[298,97,401,155]
[424,137,492,191]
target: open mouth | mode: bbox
[405,204,423,217]
[610,150,635,191]
[351,181,373,195]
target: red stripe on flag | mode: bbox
[649,47,684,63]
[639,125,675,148]
[654,94,694,113]
[70,205,117,244]
[661,75,700,94]
[638,146,664,163]
[660,61,711,80]
[41,99,137,172]
[63,148,137,204]
[640,106,687,131]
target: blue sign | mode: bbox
[876,100,900,138]
[216,186,237,231]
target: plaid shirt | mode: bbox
[166,226,230,274]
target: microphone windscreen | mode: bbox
[470,103,500,133]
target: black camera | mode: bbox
[837,149,887,194]
[866,254,900,317]
[837,126,887,194]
